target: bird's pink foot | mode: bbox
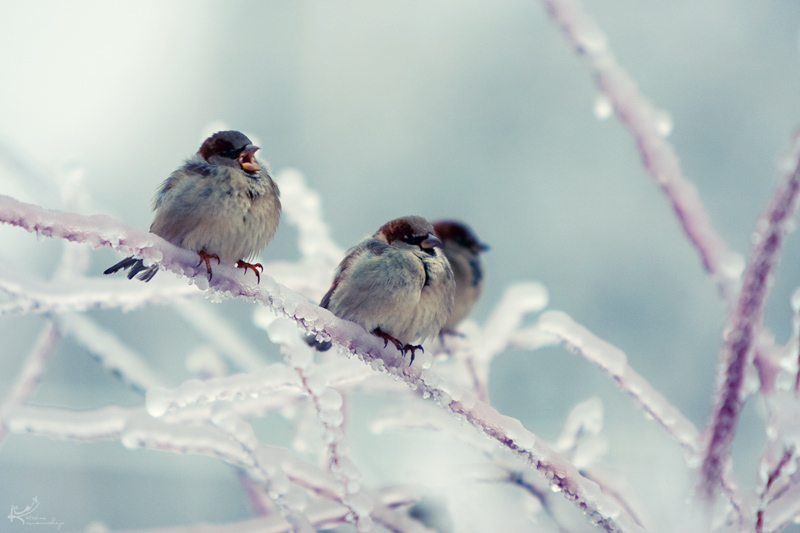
[236,260,264,283]
[196,251,221,280]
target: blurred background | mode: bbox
[1,0,800,530]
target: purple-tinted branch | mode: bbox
[172,301,268,372]
[0,196,643,531]
[6,404,426,533]
[208,409,316,532]
[94,486,427,533]
[0,273,200,317]
[267,318,373,533]
[540,0,740,303]
[756,447,795,533]
[238,471,277,517]
[515,311,701,455]
[701,138,800,500]
[56,312,168,393]
[0,321,61,451]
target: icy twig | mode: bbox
[5,404,140,441]
[264,170,345,300]
[96,485,426,533]
[0,196,641,531]
[172,301,268,372]
[144,362,300,417]
[56,312,168,394]
[273,169,344,267]
[0,273,200,317]
[755,446,796,533]
[701,135,800,500]
[515,311,700,454]
[209,409,316,532]
[458,282,548,401]
[540,0,741,303]
[267,318,374,533]
[0,321,61,450]
[7,404,426,532]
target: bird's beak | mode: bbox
[238,145,261,173]
[474,242,490,253]
[421,234,442,250]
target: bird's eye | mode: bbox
[405,235,426,246]
[220,148,241,159]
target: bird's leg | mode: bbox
[196,250,221,280]
[373,328,405,352]
[402,344,424,365]
[236,260,264,283]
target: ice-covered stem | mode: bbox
[7,403,424,532]
[239,471,278,517]
[514,311,701,454]
[701,135,800,500]
[267,318,374,533]
[93,486,427,533]
[273,170,344,266]
[540,0,741,303]
[145,362,301,417]
[56,312,168,394]
[172,301,268,372]
[0,196,638,530]
[755,446,796,533]
[0,321,60,451]
[209,408,316,532]
[442,395,644,532]
[264,170,346,300]
[463,282,549,401]
[0,273,201,317]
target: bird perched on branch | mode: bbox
[306,216,455,363]
[104,130,281,282]
[432,220,489,333]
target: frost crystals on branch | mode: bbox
[540,0,742,304]
[701,132,800,501]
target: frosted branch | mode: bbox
[516,310,701,455]
[273,169,344,267]
[98,486,426,533]
[540,0,741,303]
[0,195,644,531]
[56,312,168,393]
[0,321,61,450]
[172,300,268,372]
[437,282,548,403]
[701,134,800,499]
[145,362,300,417]
[267,318,374,532]
[0,272,200,317]
[208,408,316,532]
[265,170,345,299]
[6,404,140,441]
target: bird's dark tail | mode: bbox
[103,257,159,282]
[304,333,332,351]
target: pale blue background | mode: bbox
[1,1,800,530]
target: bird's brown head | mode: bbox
[199,130,261,173]
[376,216,442,252]
[432,220,488,255]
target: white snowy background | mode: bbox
[1,1,800,531]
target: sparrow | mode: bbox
[306,216,455,362]
[104,130,281,282]
[432,220,488,333]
